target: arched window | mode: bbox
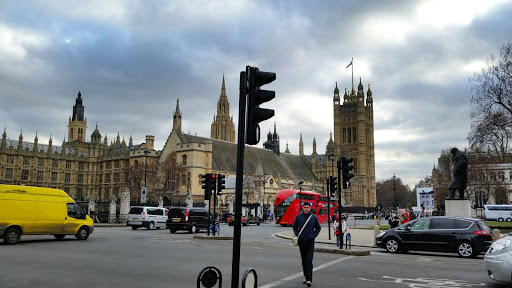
[182,154,187,165]
[343,128,346,143]
[353,127,357,143]
[348,129,351,143]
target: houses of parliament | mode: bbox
[0,75,376,208]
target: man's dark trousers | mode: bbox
[299,241,315,282]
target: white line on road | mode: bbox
[259,256,355,288]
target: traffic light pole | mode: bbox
[231,69,248,288]
[213,175,216,237]
[337,159,342,250]
[327,177,331,240]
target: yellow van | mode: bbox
[0,185,94,245]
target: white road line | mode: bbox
[259,256,355,288]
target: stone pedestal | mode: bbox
[445,199,471,218]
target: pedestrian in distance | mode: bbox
[390,215,400,228]
[292,202,321,287]
[333,215,347,248]
[409,208,416,220]
[376,210,382,225]
[400,212,410,224]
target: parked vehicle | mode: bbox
[0,185,94,245]
[484,205,512,222]
[376,216,493,258]
[166,207,210,233]
[127,206,168,230]
[227,215,261,226]
[485,234,512,283]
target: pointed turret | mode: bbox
[116,132,121,145]
[285,143,290,153]
[48,135,53,153]
[326,132,336,155]
[33,132,39,153]
[129,134,133,146]
[299,133,304,156]
[1,127,7,150]
[255,158,264,176]
[333,82,340,102]
[17,130,23,151]
[173,99,182,132]
[366,83,373,106]
[91,124,101,144]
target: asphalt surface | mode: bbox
[1,223,510,288]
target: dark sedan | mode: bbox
[376,216,493,258]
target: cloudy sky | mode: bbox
[1,0,510,188]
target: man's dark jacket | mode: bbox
[292,212,321,244]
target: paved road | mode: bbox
[1,224,509,288]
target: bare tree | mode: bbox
[158,153,186,194]
[123,158,159,201]
[376,176,414,209]
[469,43,512,161]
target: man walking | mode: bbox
[292,202,321,287]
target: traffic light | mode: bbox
[210,174,217,196]
[246,66,276,145]
[217,174,225,195]
[341,157,354,189]
[329,176,337,197]
[201,173,212,200]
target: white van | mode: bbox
[127,206,168,230]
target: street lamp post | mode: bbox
[144,150,150,188]
[298,180,304,210]
[393,174,397,211]
[328,151,334,241]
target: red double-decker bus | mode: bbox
[274,189,336,226]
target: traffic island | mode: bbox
[194,235,233,240]
[315,247,370,256]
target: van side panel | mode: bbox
[0,185,93,239]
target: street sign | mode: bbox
[141,187,147,204]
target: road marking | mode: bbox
[358,276,486,287]
[260,256,355,288]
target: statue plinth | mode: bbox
[445,199,471,218]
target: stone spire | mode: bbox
[313,137,317,155]
[48,134,53,152]
[173,99,182,132]
[299,133,304,156]
[333,81,340,102]
[255,158,264,176]
[129,134,133,146]
[17,129,23,151]
[285,142,290,153]
[1,127,6,150]
[33,132,39,153]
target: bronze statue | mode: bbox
[447,147,468,199]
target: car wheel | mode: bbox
[148,222,155,230]
[3,227,21,245]
[131,226,138,230]
[385,238,400,253]
[53,234,66,240]
[498,217,505,222]
[457,241,476,258]
[156,227,161,230]
[76,227,89,240]
[170,229,176,233]
[190,225,197,234]
[257,221,261,226]
[507,218,512,222]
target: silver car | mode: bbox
[485,235,512,283]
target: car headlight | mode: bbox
[488,237,512,254]
[376,231,385,238]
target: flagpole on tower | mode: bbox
[346,57,354,91]
[351,57,354,91]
